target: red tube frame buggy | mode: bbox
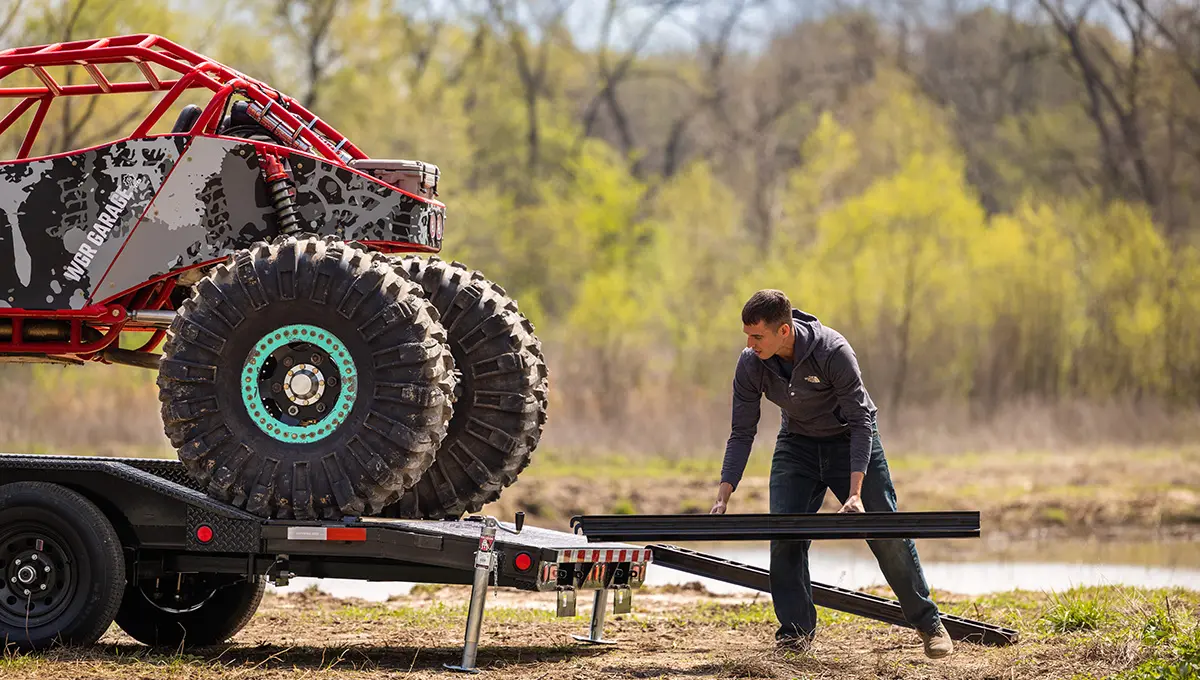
[0,34,443,363]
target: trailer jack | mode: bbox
[571,589,616,645]
[445,514,524,674]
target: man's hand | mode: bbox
[838,471,866,513]
[711,481,734,514]
[838,494,865,513]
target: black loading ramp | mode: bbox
[650,545,1018,646]
[569,513,1017,646]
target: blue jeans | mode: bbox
[769,424,941,640]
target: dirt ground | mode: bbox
[3,582,1197,680]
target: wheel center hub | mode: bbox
[242,324,358,443]
[16,565,36,584]
[284,364,324,404]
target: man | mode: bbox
[710,289,953,658]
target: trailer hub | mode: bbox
[0,531,71,628]
[16,565,36,584]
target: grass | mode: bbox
[1042,588,1114,634]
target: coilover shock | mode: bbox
[259,152,301,236]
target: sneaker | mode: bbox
[917,622,953,659]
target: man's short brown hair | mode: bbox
[742,289,792,330]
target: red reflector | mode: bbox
[326,527,367,541]
[196,525,213,543]
[514,552,533,572]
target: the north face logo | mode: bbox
[804,375,821,383]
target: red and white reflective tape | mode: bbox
[286,526,368,541]
[558,548,649,563]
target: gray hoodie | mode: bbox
[720,309,878,490]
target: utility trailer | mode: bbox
[0,453,650,671]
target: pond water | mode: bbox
[268,537,1200,602]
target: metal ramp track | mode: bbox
[649,544,1018,646]
[571,511,981,542]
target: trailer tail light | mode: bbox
[514,551,533,572]
[195,525,213,543]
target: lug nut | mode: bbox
[272,383,282,393]
[316,403,326,413]
[311,353,322,365]
[22,589,29,596]
[43,566,50,573]
[14,559,20,566]
[30,554,37,561]
[283,357,294,367]
[327,377,337,387]
[288,405,299,416]
[39,584,46,591]
[8,577,14,583]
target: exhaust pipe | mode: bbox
[129,310,177,328]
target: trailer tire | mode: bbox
[382,256,548,519]
[115,575,265,648]
[158,235,456,519]
[0,482,124,651]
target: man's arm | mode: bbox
[713,352,761,513]
[826,342,873,513]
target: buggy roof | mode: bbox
[0,33,364,162]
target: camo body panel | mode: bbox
[1,135,443,310]
[0,137,182,309]
[287,153,442,246]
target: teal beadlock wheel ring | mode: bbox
[241,324,358,443]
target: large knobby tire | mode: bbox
[382,256,548,519]
[158,235,455,519]
[115,574,264,648]
[0,482,125,651]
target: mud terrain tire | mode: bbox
[382,256,547,519]
[158,236,455,519]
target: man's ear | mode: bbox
[780,323,791,337]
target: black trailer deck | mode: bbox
[1,452,1016,672]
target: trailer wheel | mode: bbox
[158,235,456,519]
[381,256,548,519]
[115,574,265,648]
[0,482,124,651]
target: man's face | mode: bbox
[744,320,790,359]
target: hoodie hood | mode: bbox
[790,308,822,365]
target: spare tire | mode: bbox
[381,256,547,519]
[157,235,455,519]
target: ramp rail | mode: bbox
[648,544,1018,646]
[570,511,981,542]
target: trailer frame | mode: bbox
[0,453,650,671]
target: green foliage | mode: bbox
[1114,629,1200,680]
[609,497,636,515]
[1041,588,1112,634]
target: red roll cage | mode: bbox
[0,33,366,163]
